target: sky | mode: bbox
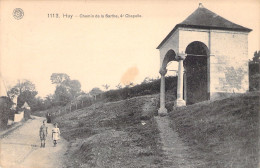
[0,0,259,98]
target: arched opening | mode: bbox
[184,41,209,104]
[162,49,176,69]
[161,49,178,110]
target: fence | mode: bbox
[55,98,95,115]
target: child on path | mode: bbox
[39,120,48,148]
[52,123,60,147]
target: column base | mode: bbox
[174,99,186,107]
[158,107,168,116]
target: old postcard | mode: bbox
[0,0,259,167]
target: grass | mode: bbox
[168,91,259,168]
[49,94,164,167]
[34,91,259,167]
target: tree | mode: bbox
[249,51,260,91]
[0,96,13,129]
[50,73,82,105]
[141,77,156,84]
[7,80,38,108]
[54,85,71,105]
[102,84,110,91]
[44,94,55,109]
[89,87,103,100]
[30,97,45,112]
[67,80,81,99]
[252,51,260,63]
[141,77,150,84]
[50,73,70,85]
[116,83,122,89]
[125,82,134,88]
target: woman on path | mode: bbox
[39,120,48,148]
[46,112,51,123]
[52,123,60,147]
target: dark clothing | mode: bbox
[46,113,51,123]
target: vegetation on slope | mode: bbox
[51,94,164,167]
[168,91,259,168]
[34,90,258,167]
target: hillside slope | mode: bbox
[35,91,259,167]
[169,91,259,168]
[52,94,164,167]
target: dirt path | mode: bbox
[0,116,68,168]
[155,116,195,168]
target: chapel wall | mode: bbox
[159,30,179,68]
[209,30,249,99]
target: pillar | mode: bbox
[184,70,187,102]
[158,68,167,115]
[175,53,186,107]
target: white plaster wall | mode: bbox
[159,30,179,68]
[178,28,209,53]
[14,111,24,122]
[158,27,249,101]
[210,30,249,95]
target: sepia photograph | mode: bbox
[0,0,259,167]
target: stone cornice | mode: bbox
[175,53,187,60]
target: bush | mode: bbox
[249,62,260,91]
[99,76,177,103]
[0,97,12,129]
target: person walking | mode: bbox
[52,123,60,147]
[46,112,51,123]
[39,120,48,148]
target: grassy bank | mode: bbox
[34,91,259,167]
[50,94,164,167]
[168,91,259,168]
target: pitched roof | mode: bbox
[21,102,30,109]
[157,4,252,49]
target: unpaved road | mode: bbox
[0,116,68,168]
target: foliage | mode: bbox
[252,51,260,63]
[141,77,154,84]
[7,80,38,108]
[89,87,103,100]
[65,80,81,99]
[125,82,134,88]
[116,83,122,89]
[50,73,70,85]
[100,76,177,102]
[0,96,13,129]
[51,73,82,105]
[49,94,162,167]
[30,97,44,111]
[54,85,71,105]
[249,50,260,91]
[102,84,110,91]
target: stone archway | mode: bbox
[184,41,209,104]
[157,4,251,115]
[162,49,176,68]
[158,49,177,115]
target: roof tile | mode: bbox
[157,5,252,49]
